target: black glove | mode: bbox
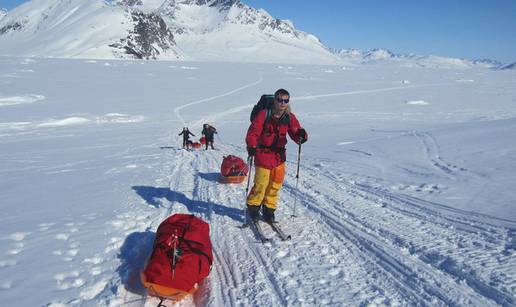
[297,128,307,143]
[247,146,256,156]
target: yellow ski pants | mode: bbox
[246,163,286,209]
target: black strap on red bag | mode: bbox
[161,215,212,276]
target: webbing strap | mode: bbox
[163,216,212,275]
[182,239,213,266]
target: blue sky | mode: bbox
[243,0,516,64]
[2,0,515,63]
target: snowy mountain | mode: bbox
[0,0,135,59]
[0,0,505,67]
[0,0,339,63]
[362,48,396,61]
[335,48,503,69]
[0,8,7,19]
[472,58,503,68]
[501,62,516,70]
[0,0,183,60]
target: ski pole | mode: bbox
[244,155,254,223]
[291,139,303,218]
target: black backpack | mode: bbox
[250,94,275,122]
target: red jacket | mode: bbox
[246,109,307,169]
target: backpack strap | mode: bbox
[263,107,272,130]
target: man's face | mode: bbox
[274,94,289,111]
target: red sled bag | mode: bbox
[200,136,206,144]
[141,214,213,300]
[220,155,248,177]
[220,155,249,184]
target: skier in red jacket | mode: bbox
[245,89,307,223]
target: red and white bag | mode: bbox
[141,214,213,300]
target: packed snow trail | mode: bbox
[294,82,453,102]
[110,139,514,306]
[281,158,515,306]
[115,138,515,306]
[108,82,515,306]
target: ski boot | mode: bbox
[247,204,261,222]
[262,206,275,223]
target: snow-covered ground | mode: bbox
[0,56,515,306]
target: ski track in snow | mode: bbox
[283,160,515,306]
[413,131,469,178]
[294,83,451,103]
[173,73,263,125]
[75,82,516,306]
[113,139,515,306]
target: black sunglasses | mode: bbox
[275,98,290,104]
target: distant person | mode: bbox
[201,124,217,150]
[178,127,195,150]
[245,88,307,223]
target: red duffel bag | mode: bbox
[220,155,249,183]
[220,155,248,177]
[141,214,213,300]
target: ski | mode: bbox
[241,220,270,243]
[265,221,292,241]
[241,216,291,242]
[253,220,270,243]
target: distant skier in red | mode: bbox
[201,124,217,150]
